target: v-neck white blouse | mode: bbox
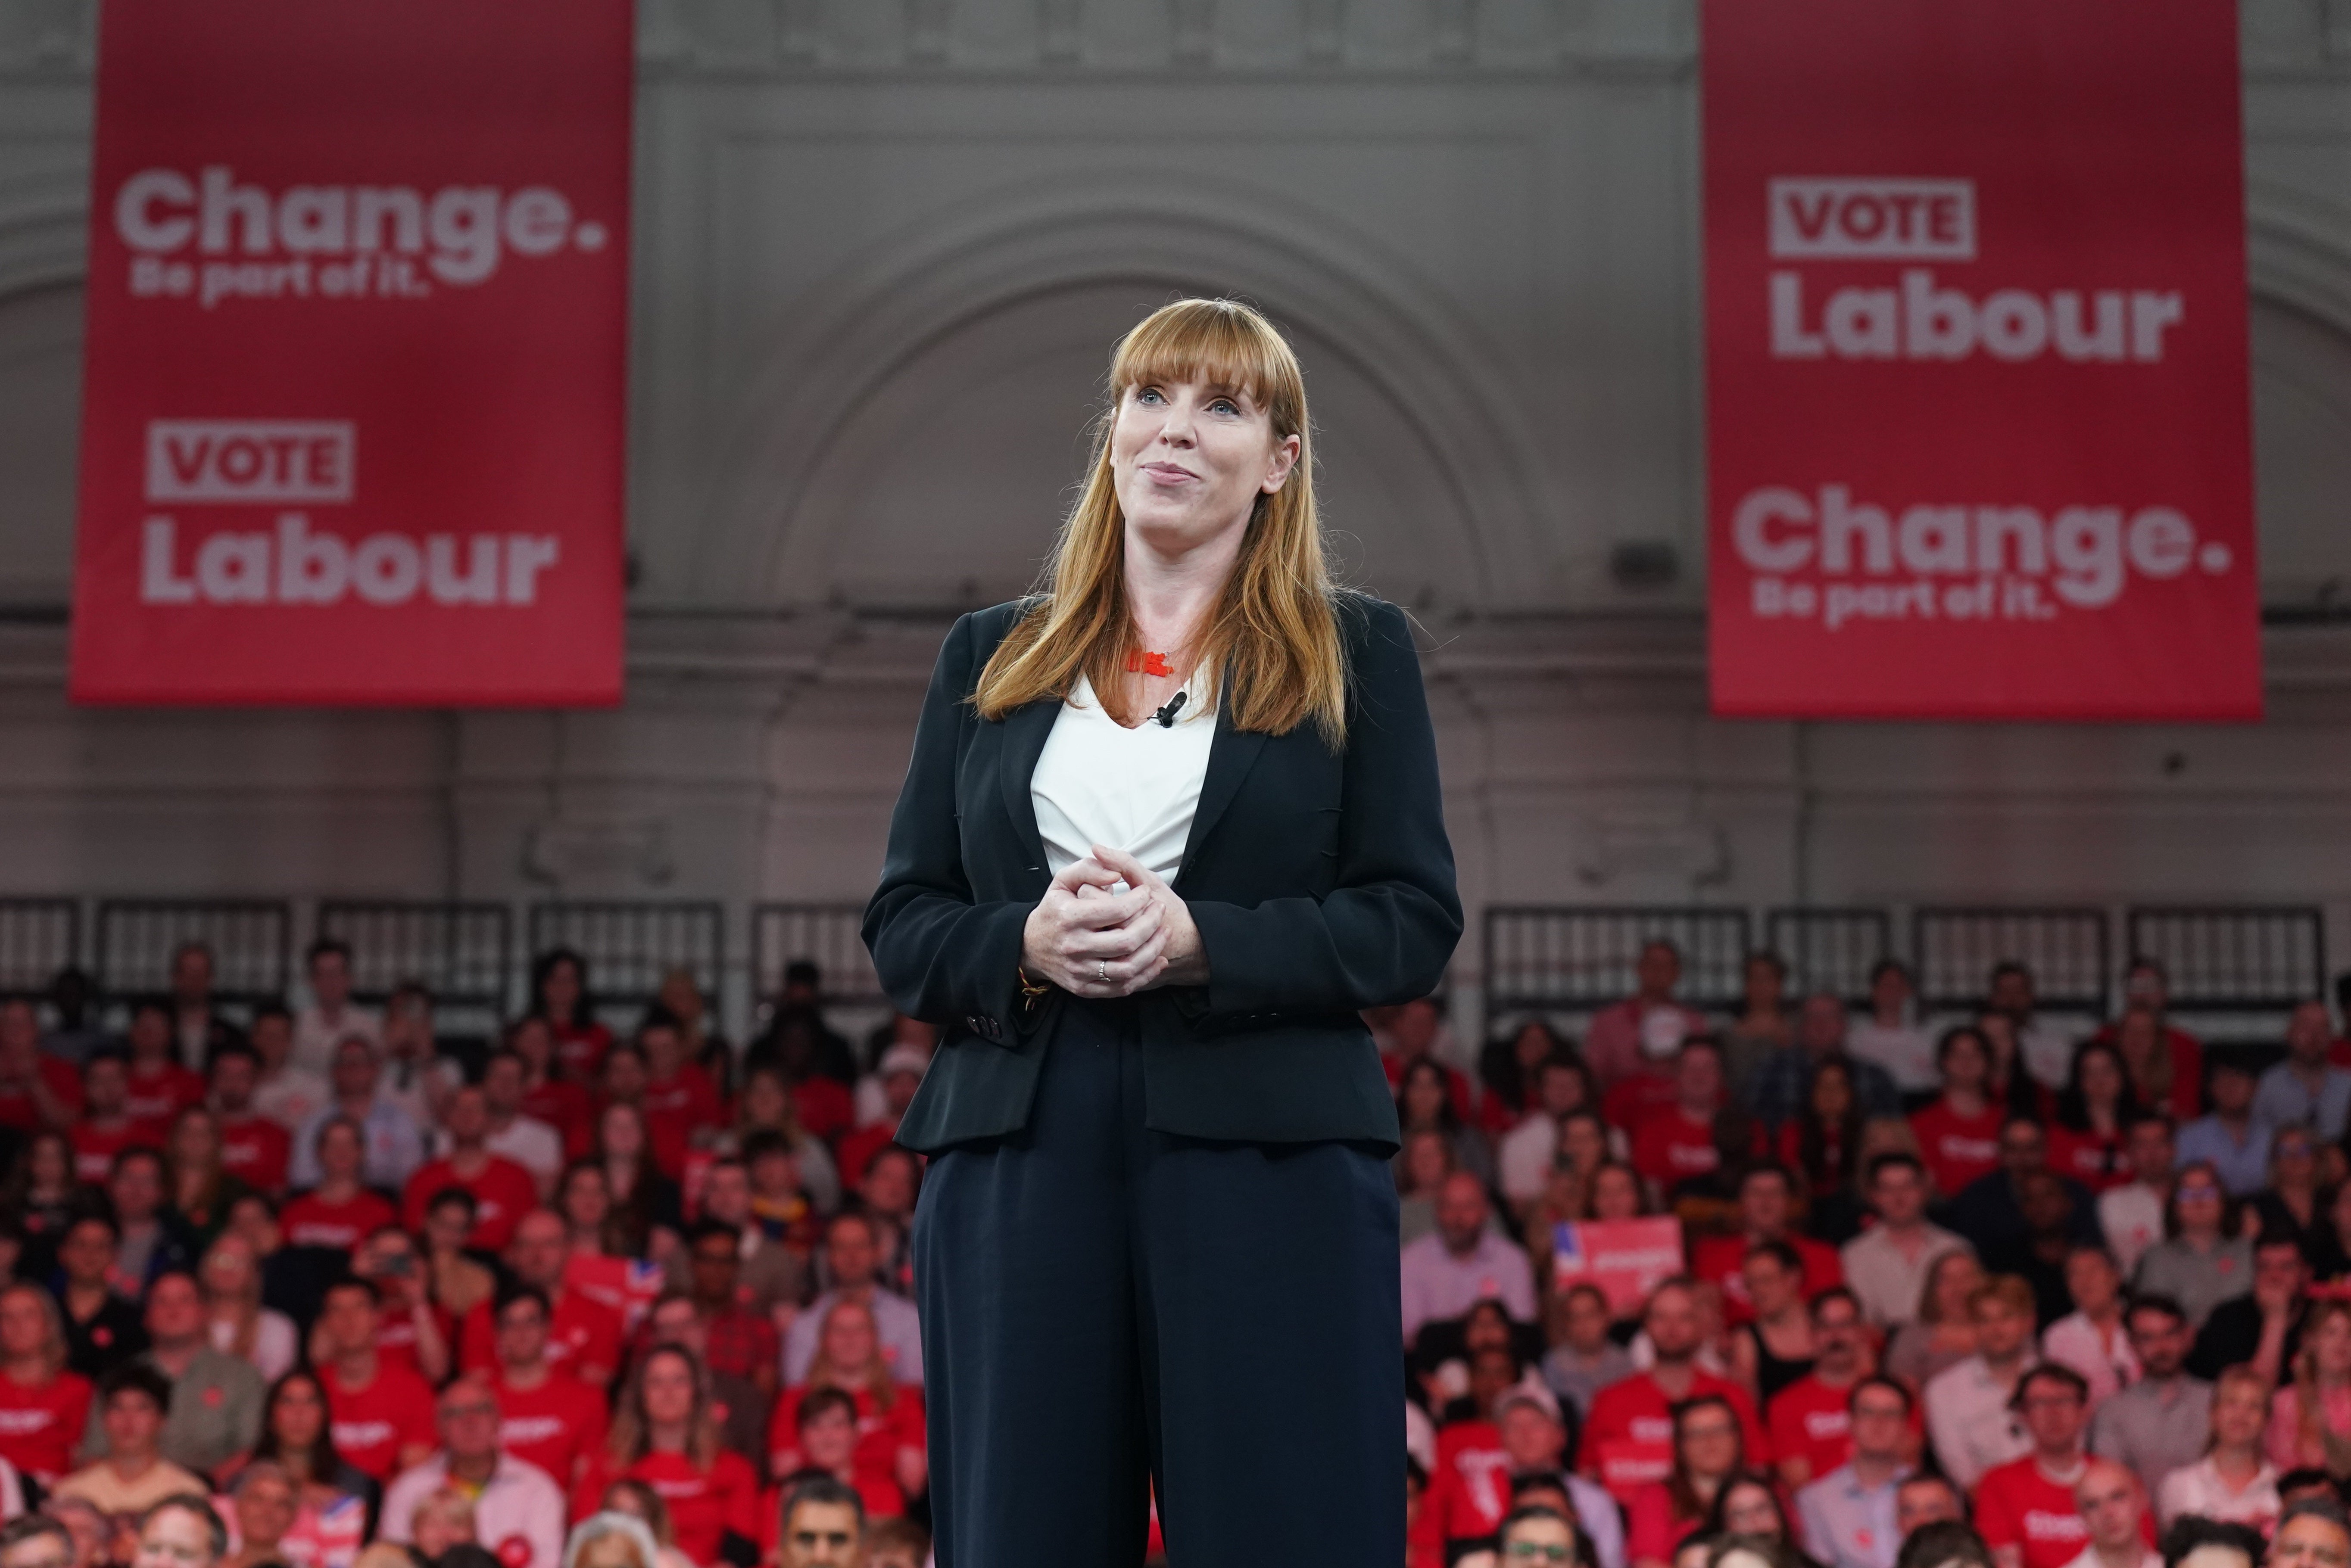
[1030,670,1217,884]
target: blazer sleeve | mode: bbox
[861,612,1041,1037]
[1183,598,1462,1019]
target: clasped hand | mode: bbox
[1021,843,1207,1000]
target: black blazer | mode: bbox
[864,594,1461,1154]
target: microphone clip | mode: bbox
[1153,691,1188,728]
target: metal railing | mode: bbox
[0,899,78,992]
[1913,906,2111,1015]
[2124,905,2327,1014]
[1767,907,1895,1005]
[94,899,292,1005]
[1484,906,1753,1014]
[316,901,514,1011]
[525,901,724,1012]
[751,904,883,1010]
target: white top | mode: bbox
[1847,1018,1939,1092]
[2156,1454,2280,1530]
[1031,669,1217,882]
[380,1452,566,1568]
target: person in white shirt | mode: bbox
[1498,1057,1584,1213]
[1846,960,1939,1095]
[380,1375,566,1568]
[1399,1172,1537,1343]
[1990,961,2081,1093]
[2157,1366,2280,1531]
[2099,1115,2173,1279]
[1840,1153,1971,1328]
[290,939,380,1078]
[1925,1273,2039,1490]
[461,1052,564,1193]
[247,1003,329,1136]
[2068,1460,2160,1568]
[2044,1248,2140,1411]
[377,983,461,1136]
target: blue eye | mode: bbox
[1136,387,1163,404]
[1210,398,1238,414]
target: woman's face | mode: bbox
[601,1104,645,1160]
[543,960,581,1017]
[1561,1119,1606,1175]
[742,1071,789,1128]
[28,1135,67,1189]
[820,1305,877,1371]
[171,1111,218,1167]
[2064,1251,2119,1316]
[318,1123,362,1182]
[1721,1480,1780,1537]
[1942,1033,1988,1090]
[1404,1132,1450,1192]
[1514,1024,1553,1070]
[2080,1051,2123,1108]
[510,1018,553,1070]
[201,1240,253,1300]
[1935,1254,1983,1316]
[1678,1405,1741,1481]
[1401,1067,1445,1126]
[1109,375,1298,563]
[1591,1167,1640,1221]
[2278,1132,2318,1184]
[1743,1255,1799,1316]
[640,1353,696,1429]
[272,1378,325,1447]
[563,1168,612,1227]
[2314,1310,2351,1380]
[0,1288,48,1359]
[2213,1378,2269,1447]
[1812,1065,1853,1121]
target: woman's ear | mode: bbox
[1263,431,1302,494]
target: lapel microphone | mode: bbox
[1153,691,1188,728]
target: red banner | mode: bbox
[1702,0,2258,720]
[1550,1215,1686,1318]
[69,0,631,706]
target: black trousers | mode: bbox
[912,999,1403,1565]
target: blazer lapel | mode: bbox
[996,697,1060,875]
[1175,707,1268,891]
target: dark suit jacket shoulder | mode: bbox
[865,594,1461,1153]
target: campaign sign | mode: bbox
[1551,1215,1686,1318]
[70,0,631,705]
[1702,0,2259,719]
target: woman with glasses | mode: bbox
[1628,1396,1748,1568]
[2131,1161,2251,1331]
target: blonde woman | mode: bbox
[560,1514,659,1568]
[0,1279,90,1485]
[2161,1363,2280,1529]
[765,1297,926,1504]
[200,1235,298,1383]
[2270,1299,2351,1475]
[868,298,1459,1560]
[1884,1250,1984,1391]
[573,1346,757,1566]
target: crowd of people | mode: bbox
[0,941,936,1568]
[1396,939,2351,1568]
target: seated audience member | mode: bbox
[505,1019,593,1164]
[53,1365,207,1525]
[1895,1473,1969,1537]
[1478,1018,1568,1139]
[773,1475,866,1568]
[1732,1242,1817,1410]
[531,950,613,1087]
[779,1387,905,1521]
[2049,1044,2140,1195]
[380,1376,567,1568]
[783,1211,926,1388]
[484,1285,611,1496]
[2190,1237,2312,1384]
[1400,1058,1496,1191]
[724,1067,844,1215]
[1376,997,1474,1119]
[474,1052,564,1192]
[2156,1518,2264,1568]
[0,1515,78,1568]
[402,1088,542,1253]
[2042,1248,2137,1408]
[1924,1274,2041,1491]
[2270,1500,2351,1568]
[833,1046,926,1189]
[2070,1461,2158,1568]
[120,1000,203,1130]
[1886,1249,1988,1391]
[696,1157,808,1316]
[242,1368,378,1565]
[861,1517,928,1568]
[46,1493,112,1568]
[1498,1055,1595,1213]
[163,1107,252,1254]
[278,1118,400,1251]
[1720,953,1796,1103]
[1985,964,2074,1094]
[571,1346,759,1567]
[419,1190,499,1335]
[350,1224,453,1384]
[406,1485,499,1568]
[2089,1294,2211,1503]
[1911,1027,2011,1201]
[294,941,380,1076]
[675,1220,779,1397]
[224,1460,299,1568]
[642,1295,768,1464]
[590,1099,684,1261]
[560,1513,661,1568]
[1844,1152,1974,1332]
[0,1280,93,1485]
[2157,1363,2279,1530]
[109,1148,197,1295]
[132,1496,229,1568]
[2305,1184,2351,1285]
[1770,1289,1880,1489]
[1944,1119,2100,1265]
[71,1053,152,1187]
[249,1003,328,1137]
[2257,1126,2328,1264]
[2134,1164,2251,1333]
[1752,994,1902,1135]
[2255,1002,2351,1143]
[314,1277,439,1483]
[1626,1396,1749,1568]
[2173,1062,2270,1200]
[1401,1171,1540,1346]
[1849,961,1939,1097]
[595,1481,699,1568]
[2276,1471,2348,1510]
[1416,1387,1624,1568]
[1582,1279,1770,1503]
[375,985,461,1139]
[289,1038,426,1194]
[201,1235,299,1383]
[1692,1165,1845,1326]
[56,1213,150,1379]
[1974,1364,2097,1568]
[128,1268,265,1476]
[1584,941,1711,1095]
[1495,1505,1582,1568]
[457,1210,624,1388]
[1796,1376,1916,1568]
[636,1015,723,1182]
[1631,1042,1739,1202]
[2092,964,2202,1123]
[2270,1300,2351,1473]
[2098,1116,2174,1280]
[1702,1470,1803,1549]
[1544,1282,1636,1425]
[769,1297,924,1511]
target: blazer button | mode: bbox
[965,1015,984,1035]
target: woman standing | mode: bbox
[867,299,1459,1562]
[1908,1028,2005,1200]
[591,1103,682,1261]
[2048,1042,2139,1194]
[1779,1058,1863,1202]
[1627,1395,1749,1568]
[574,1346,759,1566]
[2158,1364,2280,1529]
[2131,1162,2252,1331]
[528,950,611,1084]
[165,1108,254,1252]
[2268,1299,2351,1475]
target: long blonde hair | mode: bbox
[606,1344,722,1471]
[972,297,1349,745]
[804,1297,898,1412]
[2294,1299,2351,1476]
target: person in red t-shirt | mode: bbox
[0,996,79,1135]
[1376,998,1475,1123]
[71,1053,162,1186]
[638,1017,723,1181]
[208,1045,291,1195]
[401,1086,541,1252]
[2047,1042,2136,1195]
[0,1281,93,1484]
[121,1000,206,1129]
[772,1388,906,1525]
[483,1283,608,1491]
[1977,1363,2115,1568]
[1623,1394,1754,1567]
[531,950,614,1085]
[2089,961,2204,1123]
[766,1297,924,1499]
[457,1209,624,1388]
[1692,1164,1846,1327]
[1631,1042,1734,1201]
[835,1048,928,1186]
[315,1277,439,1481]
[506,1017,596,1163]
[278,1117,399,1250]
[1911,1026,2006,1199]
[1768,1287,1900,1489]
[572,1345,760,1567]
[1582,1277,1770,1503]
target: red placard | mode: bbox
[1551,1216,1686,1318]
[1702,0,2258,720]
[69,0,631,706]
